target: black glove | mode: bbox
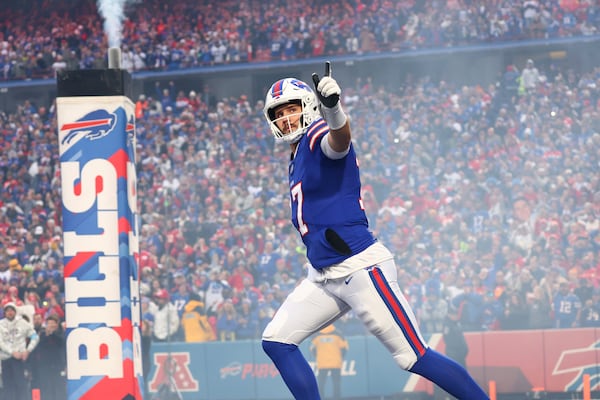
[311,61,341,108]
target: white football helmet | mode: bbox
[263,78,321,143]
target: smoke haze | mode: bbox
[97,0,129,48]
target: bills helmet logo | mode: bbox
[290,79,311,91]
[270,78,312,98]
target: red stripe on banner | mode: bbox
[79,358,142,400]
[108,149,129,178]
[95,175,103,194]
[64,251,97,277]
[61,119,111,131]
[371,268,426,356]
[100,343,109,359]
[119,217,132,234]
[114,318,134,342]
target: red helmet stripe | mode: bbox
[271,79,284,98]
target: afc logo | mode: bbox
[149,352,199,393]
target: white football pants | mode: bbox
[262,259,428,370]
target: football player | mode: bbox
[261,62,489,400]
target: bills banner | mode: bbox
[148,328,600,399]
[57,95,143,400]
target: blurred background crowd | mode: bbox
[0,0,598,351]
[1,0,599,80]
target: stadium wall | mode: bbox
[148,328,600,400]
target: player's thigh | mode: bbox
[342,260,428,369]
[262,278,348,345]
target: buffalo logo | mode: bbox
[60,109,119,146]
[220,362,242,379]
[553,340,600,391]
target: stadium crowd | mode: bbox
[0,55,598,352]
[0,1,598,398]
[1,0,600,80]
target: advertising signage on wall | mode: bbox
[149,328,600,399]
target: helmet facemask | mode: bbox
[264,78,321,144]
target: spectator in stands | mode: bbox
[256,240,281,283]
[150,289,180,342]
[0,256,12,284]
[452,281,485,331]
[31,311,44,335]
[1,285,23,308]
[181,295,216,343]
[526,286,553,330]
[500,291,530,330]
[170,273,191,317]
[235,299,260,340]
[578,291,600,328]
[29,314,66,400]
[216,299,237,341]
[481,290,503,331]
[228,261,254,293]
[0,302,39,400]
[419,289,449,334]
[203,268,230,317]
[141,297,154,398]
[553,282,582,329]
[520,59,541,92]
[574,277,595,304]
[40,292,64,322]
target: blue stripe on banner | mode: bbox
[68,376,104,400]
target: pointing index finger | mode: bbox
[311,73,320,88]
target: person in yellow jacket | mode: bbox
[310,324,348,400]
[181,297,216,343]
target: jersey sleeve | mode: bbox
[305,119,329,153]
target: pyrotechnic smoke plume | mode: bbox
[97,0,128,48]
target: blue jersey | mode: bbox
[289,119,376,269]
[553,292,581,328]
